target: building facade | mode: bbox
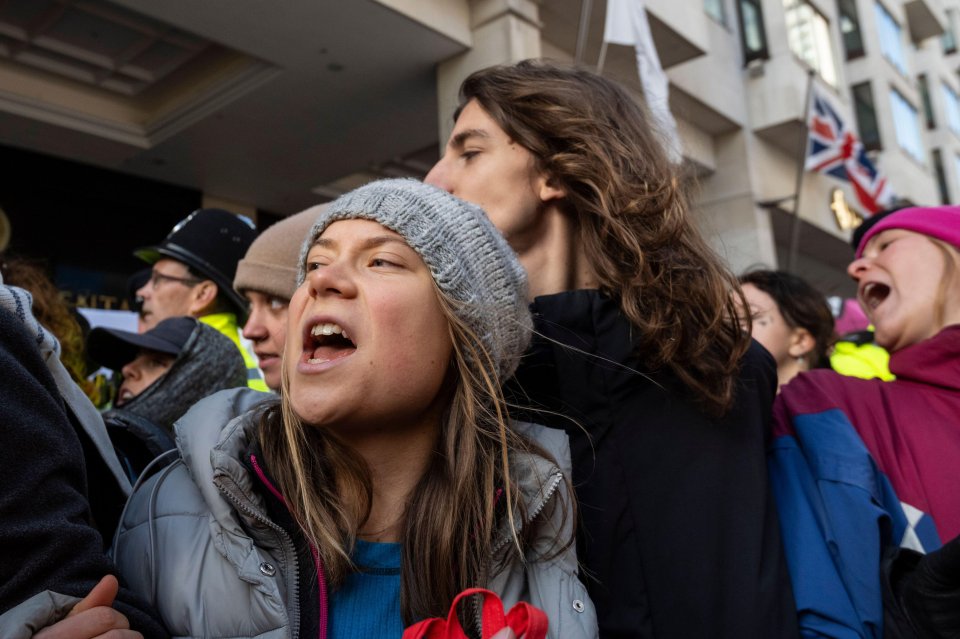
[0,0,953,302]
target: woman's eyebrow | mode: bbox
[311,235,409,251]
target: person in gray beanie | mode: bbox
[298,178,531,379]
[111,178,597,639]
[87,316,247,480]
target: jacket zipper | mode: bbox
[214,472,305,639]
[477,470,563,638]
[249,455,329,639]
[309,543,329,639]
[491,470,563,555]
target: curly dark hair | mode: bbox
[458,60,751,416]
[739,269,836,368]
[0,255,96,399]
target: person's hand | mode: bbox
[490,629,516,639]
[34,575,142,639]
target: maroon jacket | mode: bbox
[778,324,960,541]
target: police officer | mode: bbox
[134,208,267,391]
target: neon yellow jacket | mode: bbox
[199,313,269,392]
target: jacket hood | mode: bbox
[122,321,248,432]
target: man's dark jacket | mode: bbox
[0,307,167,638]
[507,290,798,638]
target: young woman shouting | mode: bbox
[112,179,596,639]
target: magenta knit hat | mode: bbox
[855,205,960,258]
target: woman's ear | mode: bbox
[787,327,815,360]
[537,174,566,203]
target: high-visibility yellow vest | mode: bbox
[200,312,270,392]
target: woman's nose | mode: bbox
[847,256,868,280]
[307,261,357,298]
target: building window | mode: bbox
[932,150,949,203]
[918,75,935,129]
[783,0,838,85]
[875,2,908,75]
[705,0,726,24]
[838,0,865,59]
[943,29,958,54]
[738,0,769,64]
[890,88,925,162]
[943,10,958,54]
[953,153,960,201]
[852,82,882,150]
[943,82,960,136]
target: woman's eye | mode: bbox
[462,150,479,161]
[269,297,286,310]
[370,258,398,268]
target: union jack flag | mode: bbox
[805,86,895,215]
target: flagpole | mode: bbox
[575,0,594,67]
[787,69,817,274]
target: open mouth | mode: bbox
[861,282,890,311]
[116,387,134,406]
[303,321,357,364]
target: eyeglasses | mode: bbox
[148,270,204,289]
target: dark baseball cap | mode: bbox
[87,316,197,371]
[135,209,257,318]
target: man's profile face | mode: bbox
[425,100,555,252]
[135,258,201,331]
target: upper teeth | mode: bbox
[311,322,347,339]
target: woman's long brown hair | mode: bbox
[459,60,751,417]
[258,285,571,623]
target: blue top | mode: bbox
[330,540,403,639]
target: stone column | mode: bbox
[435,0,542,145]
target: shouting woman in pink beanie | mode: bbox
[768,205,960,638]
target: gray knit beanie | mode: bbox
[234,204,328,300]
[298,178,531,380]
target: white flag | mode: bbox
[603,0,683,162]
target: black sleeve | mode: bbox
[883,535,960,639]
[0,308,169,639]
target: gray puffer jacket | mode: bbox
[112,388,598,639]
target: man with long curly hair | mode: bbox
[426,60,797,638]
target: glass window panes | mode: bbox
[942,83,960,136]
[783,0,838,85]
[705,0,726,24]
[890,88,925,162]
[943,29,957,54]
[952,152,960,201]
[838,0,865,59]
[875,2,908,75]
[943,10,958,54]
[918,75,935,129]
[932,149,949,204]
[739,0,769,63]
[852,82,882,150]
